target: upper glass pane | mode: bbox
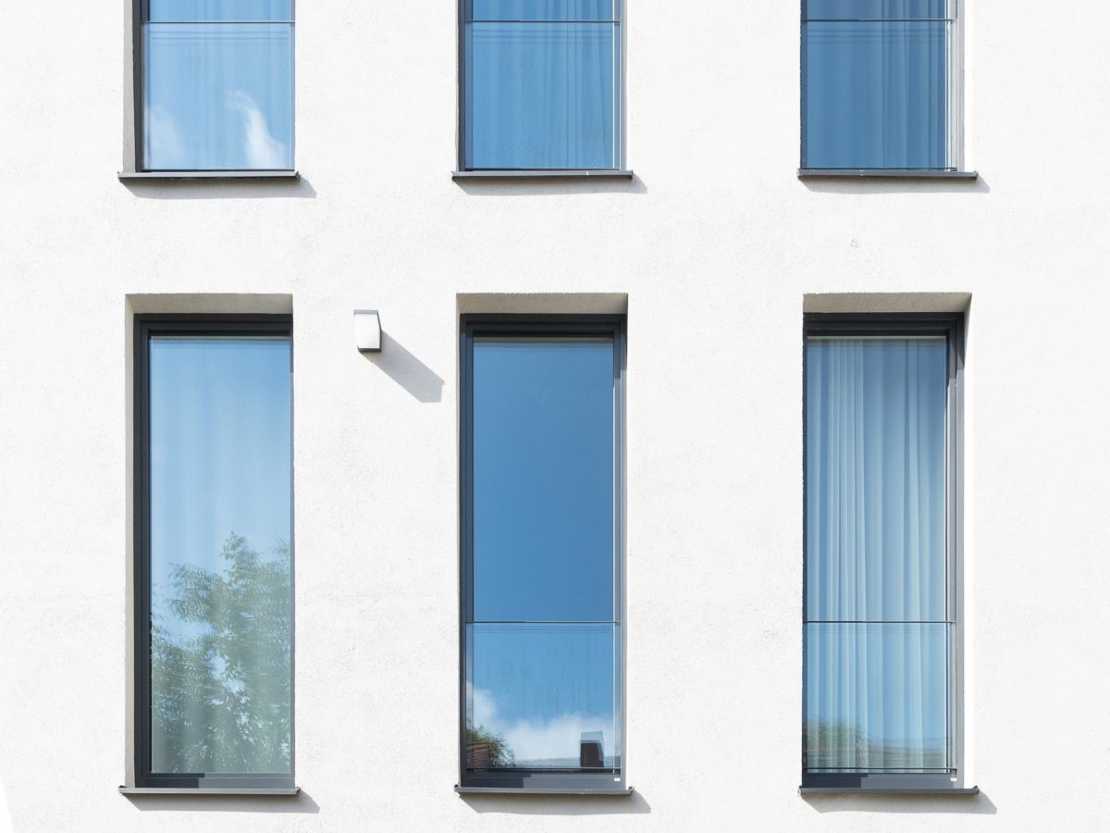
[472,339,616,623]
[466,623,620,770]
[804,0,948,20]
[149,335,292,776]
[805,337,947,622]
[464,23,618,169]
[149,1,293,22]
[470,1,617,21]
[144,24,294,170]
[803,21,948,169]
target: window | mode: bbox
[459,1,623,172]
[137,1,294,172]
[459,316,626,793]
[801,1,961,171]
[803,313,965,791]
[133,315,293,789]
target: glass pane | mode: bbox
[805,337,947,622]
[803,21,948,169]
[466,624,620,770]
[465,23,617,169]
[149,336,292,776]
[144,23,294,170]
[472,339,615,623]
[805,1,948,20]
[149,1,293,22]
[805,624,949,771]
[470,1,617,21]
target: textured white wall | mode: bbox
[2,1,1110,831]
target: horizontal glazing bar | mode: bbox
[465,19,619,24]
[805,18,952,22]
[469,620,620,625]
[804,620,955,624]
[146,20,294,24]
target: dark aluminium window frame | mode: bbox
[131,314,295,792]
[454,1,631,178]
[800,312,976,795]
[121,0,298,179]
[798,0,976,180]
[456,314,630,795]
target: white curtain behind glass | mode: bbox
[805,337,949,771]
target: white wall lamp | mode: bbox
[353,309,382,352]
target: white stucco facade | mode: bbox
[2,1,1110,831]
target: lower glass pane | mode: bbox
[465,23,617,169]
[149,336,292,776]
[804,623,949,772]
[144,23,294,170]
[466,624,621,770]
[803,21,948,169]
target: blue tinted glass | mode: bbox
[464,23,617,169]
[144,23,294,170]
[466,624,620,769]
[805,624,949,771]
[149,336,292,775]
[805,338,947,622]
[804,0,948,19]
[149,1,292,22]
[472,339,615,622]
[804,21,947,169]
[470,1,616,21]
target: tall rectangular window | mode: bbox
[802,1,959,171]
[459,316,626,793]
[134,315,293,789]
[140,1,294,171]
[460,1,622,171]
[803,314,964,791]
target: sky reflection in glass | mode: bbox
[467,337,619,771]
[144,5,293,171]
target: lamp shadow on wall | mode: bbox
[122,790,319,814]
[803,790,996,816]
[454,174,647,197]
[362,333,445,403]
[119,176,317,201]
[461,791,651,816]
[800,174,990,196]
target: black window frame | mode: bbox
[128,0,297,175]
[132,313,295,791]
[800,312,973,795]
[456,314,630,795]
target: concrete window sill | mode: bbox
[799,785,980,796]
[455,785,635,796]
[452,170,634,180]
[119,786,301,796]
[798,169,979,180]
[118,170,299,181]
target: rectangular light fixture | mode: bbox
[354,309,382,352]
